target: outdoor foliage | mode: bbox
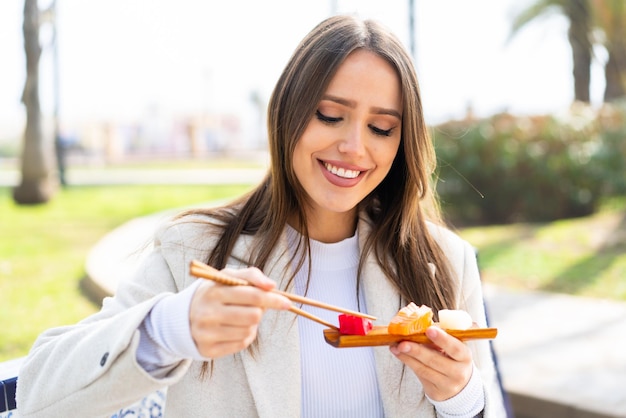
[434,102,626,226]
[0,183,252,362]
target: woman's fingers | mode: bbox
[223,266,278,291]
[390,326,474,401]
[423,326,471,362]
[205,281,291,311]
[191,321,260,358]
[189,268,292,358]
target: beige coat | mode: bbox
[17,214,506,417]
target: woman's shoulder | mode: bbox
[425,220,474,257]
[154,210,227,250]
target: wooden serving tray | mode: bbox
[324,325,498,348]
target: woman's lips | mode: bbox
[318,160,367,187]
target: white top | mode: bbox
[287,226,384,418]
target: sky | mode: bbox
[0,0,608,144]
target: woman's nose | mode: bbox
[337,124,366,157]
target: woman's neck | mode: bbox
[289,208,357,243]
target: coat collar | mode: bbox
[357,217,428,417]
[229,231,302,418]
[228,218,428,417]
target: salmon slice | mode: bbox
[388,302,433,335]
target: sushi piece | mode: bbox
[388,302,433,335]
[438,309,473,330]
[338,314,374,335]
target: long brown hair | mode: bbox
[183,15,456,314]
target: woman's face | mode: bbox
[292,49,402,240]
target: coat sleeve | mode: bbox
[427,223,507,418]
[16,218,211,418]
[456,236,507,418]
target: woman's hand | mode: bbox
[189,267,291,359]
[390,326,474,401]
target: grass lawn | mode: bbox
[458,198,626,300]
[0,183,252,362]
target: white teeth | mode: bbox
[324,162,360,179]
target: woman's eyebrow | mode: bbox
[322,94,402,120]
[371,106,402,120]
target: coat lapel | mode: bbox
[358,219,429,417]
[230,232,302,418]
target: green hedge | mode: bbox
[433,103,626,225]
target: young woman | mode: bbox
[18,15,506,417]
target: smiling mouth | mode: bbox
[323,162,361,179]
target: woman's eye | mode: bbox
[369,124,393,137]
[316,110,394,136]
[316,110,342,124]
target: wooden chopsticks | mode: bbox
[189,260,377,330]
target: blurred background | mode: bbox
[2,0,624,214]
[1,1,625,417]
[0,0,608,162]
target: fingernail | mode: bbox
[426,326,439,339]
[392,343,410,354]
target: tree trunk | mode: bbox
[13,0,56,205]
[566,0,592,103]
[604,50,626,101]
[603,12,626,101]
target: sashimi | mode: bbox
[388,302,433,335]
[338,314,373,335]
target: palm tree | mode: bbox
[13,0,56,204]
[592,0,626,101]
[509,0,593,103]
